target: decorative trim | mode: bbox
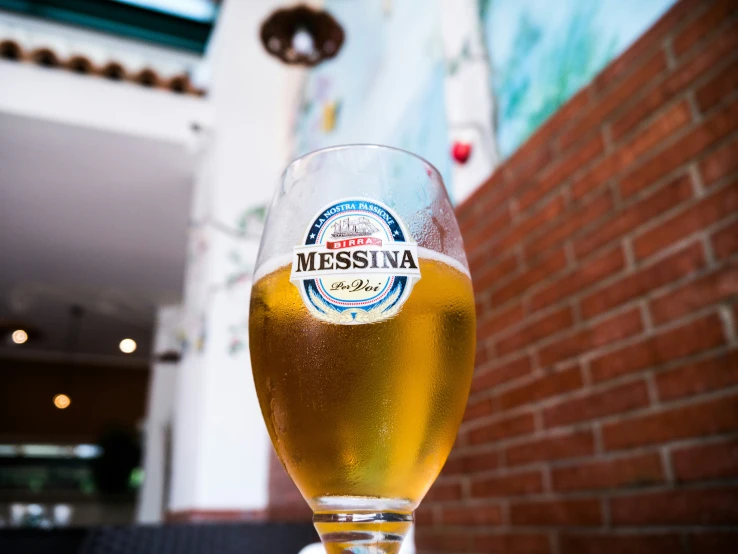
[0,38,205,96]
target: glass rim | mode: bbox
[284,143,444,181]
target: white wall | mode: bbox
[440,0,498,202]
[0,61,211,145]
[168,0,298,513]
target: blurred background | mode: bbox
[1,0,736,553]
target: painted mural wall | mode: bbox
[483,0,676,157]
[294,0,677,201]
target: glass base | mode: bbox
[313,511,413,554]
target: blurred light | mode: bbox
[293,29,314,55]
[119,338,137,354]
[26,504,43,517]
[11,329,28,344]
[53,504,73,526]
[53,394,71,410]
[73,444,102,459]
[1,443,103,459]
[22,444,70,457]
[10,504,24,525]
[129,467,145,488]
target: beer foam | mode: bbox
[252,253,294,283]
[417,247,471,279]
[252,247,470,284]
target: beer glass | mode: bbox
[250,145,476,553]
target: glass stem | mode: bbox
[313,512,413,554]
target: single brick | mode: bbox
[497,306,575,355]
[633,180,738,259]
[552,452,664,492]
[506,430,595,466]
[440,503,503,526]
[471,356,533,393]
[650,262,738,324]
[591,313,726,382]
[543,380,650,428]
[498,367,583,411]
[672,437,738,482]
[468,412,536,445]
[511,498,602,526]
[610,487,738,525]
[581,242,705,319]
[539,308,643,367]
[574,174,693,259]
[656,350,738,401]
[474,533,551,554]
[531,246,626,311]
[689,531,738,554]
[603,392,738,450]
[560,533,682,554]
[470,470,544,498]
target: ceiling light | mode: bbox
[73,444,102,459]
[119,338,137,354]
[53,394,71,410]
[12,329,28,344]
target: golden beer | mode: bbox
[249,253,476,512]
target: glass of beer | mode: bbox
[249,145,476,553]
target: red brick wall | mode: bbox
[267,450,312,521]
[416,0,738,552]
